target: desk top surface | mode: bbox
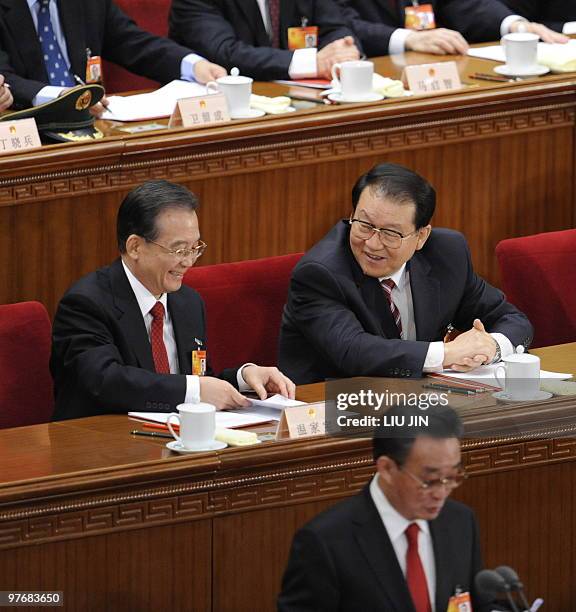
[0,343,574,502]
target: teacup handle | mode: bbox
[205,81,219,94]
[166,413,181,443]
[331,63,342,85]
[494,365,507,390]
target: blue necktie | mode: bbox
[37,0,75,87]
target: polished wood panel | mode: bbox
[0,345,573,610]
[1,52,575,315]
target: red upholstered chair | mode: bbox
[103,0,172,93]
[0,301,54,429]
[183,253,303,373]
[495,229,576,348]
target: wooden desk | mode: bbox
[0,344,574,611]
[1,51,575,316]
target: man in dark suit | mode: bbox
[169,0,361,81]
[502,1,576,34]
[50,180,294,421]
[0,0,226,110]
[278,163,533,385]
[335,0,567,57]
[279,404,494,612]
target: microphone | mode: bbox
[475,569,520,612]
[495,566,531,611]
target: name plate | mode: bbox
[403,61,462,94]
[276,402,326,440]
[0,118,41,154]
[169,92,230,128]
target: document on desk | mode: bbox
[468,40,576,70]
[440,364,572,387]
[101,80,212,122]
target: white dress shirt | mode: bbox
[388,13,525,55]
[27,0,204,106]
[255,0,318,78]
[379,263,513,371]
[122,261,250,404]
[369,473,436,611]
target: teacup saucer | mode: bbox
[492,390,553,403]
[230,108,266,119]
[494,64,550,77]
[327,92,384,104]
[166,440,228,454]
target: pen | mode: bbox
[422,384,475,396]
[131,429,173,439]
[469,72,518,83]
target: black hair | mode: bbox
[352,163,436,229]
[117,180,199,253]
[372,404,463,466]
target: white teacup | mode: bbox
[207,75,253,118]
[495,354,540,400]
[166,402,216,450]
[331,60,374,100]
[501,32,539,72]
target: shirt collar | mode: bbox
[369,473,429,542]
[379,262,408,290]
[121,259,168,319]
[28,0,42,9]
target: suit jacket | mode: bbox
[278,485,494,612]
[278,222,533,385]
[0,0,194,108]
[50,258,238,421]
[336,0,512,57]
[169,0,358,80]
[502,0,575,32]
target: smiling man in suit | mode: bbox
[502,0,576,34]
[0,0,226,111]
[169,0,361,81]
[50,180,294,420]
[279,404,494,612]
[278,163,533,385]
[335,0,567,57]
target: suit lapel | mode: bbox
[430,516,456,609]
[2,0,47,81]
[235,0,270,45]
[354,489,416,612]
[167,290,200,375]
[57,0,86,79]
[409,253,440,341]
[109,259,156,372]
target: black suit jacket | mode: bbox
[169,0,358,80]
[502,0,575,32]
[0,0,194,108]
[278,222,533,385]
[336,0,513,57]
[278,485,494,612]
[50,259,238,421]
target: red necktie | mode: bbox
[405,523,431,612]
[268,0,281,48]
[381,278,403,337]
[149,302,170,374]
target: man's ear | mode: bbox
[376,455,396,485]
[124,234,143,260]
[415,225,432,251]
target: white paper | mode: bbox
[467,40,576,66]
[442,364,572,387]
[248,393,305,410]
[102,80,213,122]
[129,410,274,429]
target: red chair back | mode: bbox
[495,229,576,348]
[183,253,303,373]
[103,0,171,93]
[0,301,54,428]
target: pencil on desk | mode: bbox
[131,429,172,439]
[422,384,475,396]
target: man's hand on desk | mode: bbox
[405,29,469,55]
[442,319,497,372]
[89,95,110,118]
[0,75,13,111]
[510,20,569,44]
[316,36,360,79]
[199,377,252,410]
[241,365,296,401]
[193,60,227,84]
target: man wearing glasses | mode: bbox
[50,180,294,420]
[279,404,494,611]
[279,162,532,384]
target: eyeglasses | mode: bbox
[348,217,420,249]
[147,239,207,261]
[400,466,468,492]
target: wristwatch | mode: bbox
[489,340,502,364]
